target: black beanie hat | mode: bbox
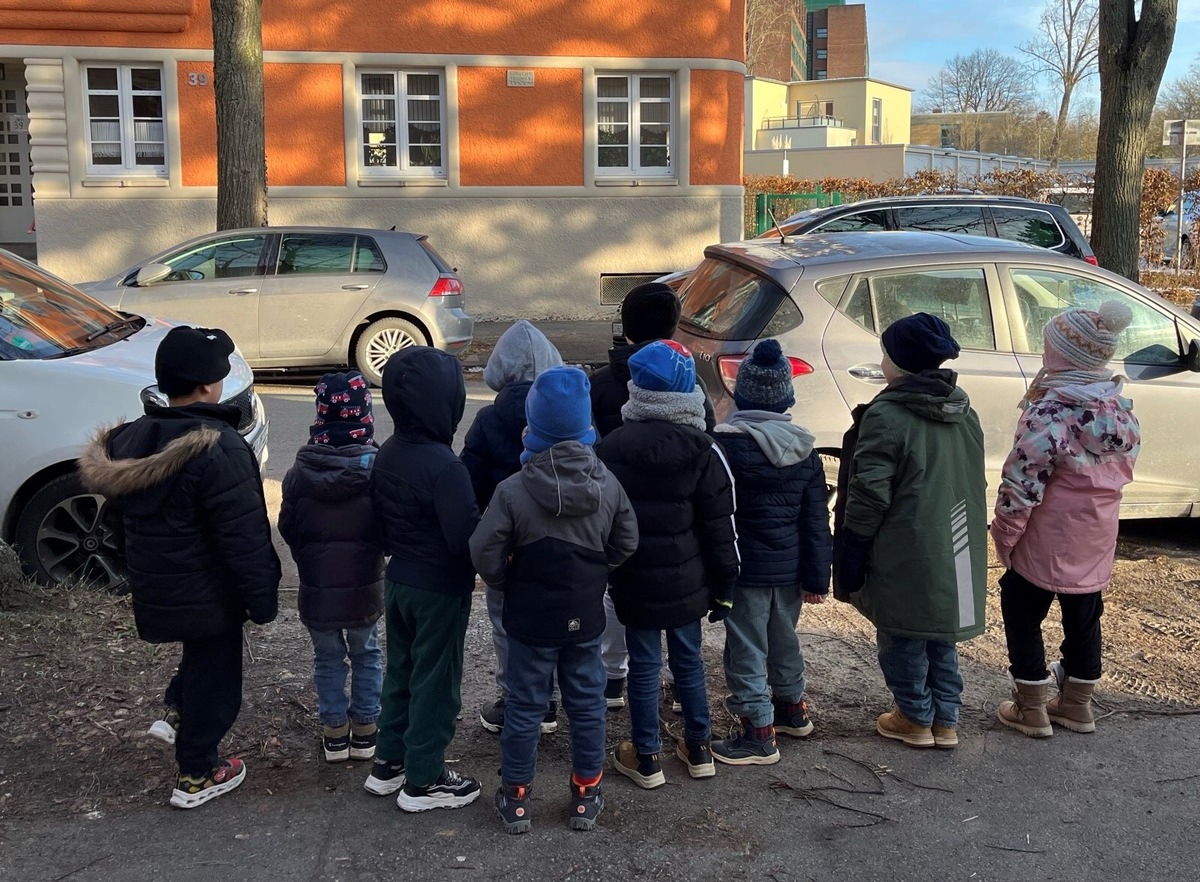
[881,313,960,374]
[621,282,681,344]
[155,326,235,396]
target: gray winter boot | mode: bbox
[997,676,1054,738]
[1047,673,1099,733]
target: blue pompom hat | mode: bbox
[734,339,795,413]
[522,366,598,462]
[628,340,696,393]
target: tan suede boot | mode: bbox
[997,677,1054,738]
[1047,676,1098,733]
[876,706,935,748]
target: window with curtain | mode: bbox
[83,64,166,175]
[596,73,674,177]
[358,70,445,177]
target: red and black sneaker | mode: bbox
[170,758,247,809]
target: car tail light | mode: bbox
[717,353,813,395]
[429,276,463,297]
[1083,255,1099,266]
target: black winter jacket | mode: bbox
[78,403,280,643]
[371,347,480,595]
[279,443,384,630]
[590,342,716,439]
[460,380,530,509]
[714,417,832,594]
[596,420,740,629]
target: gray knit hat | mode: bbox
[734,339,795,413]
[1042,300,1133,370]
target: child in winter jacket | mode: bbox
[364,347,482,812]
[710,340,832,766]
[596,341,740,788]
[834,313,987,750]
[79,326,280,809]
[470,366,639,834]
[279,371,384,764]
[460,320,563,735]
[992,301,1140,738]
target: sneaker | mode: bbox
[674,739,717,778]
[711,725,780,766]
[569,777,604,831]
[494,782,533,834]
[480,697,505,733]
[147,707,181,745]
[613,741,665,789]
[323,723,350,763]
[349,722,377,761]
[541,700,559,735]
[396,768,481,812]
[876,707,935,748]
[932,722,959,749]
[604,678,627,710]
[773,698,815,738]
[668,684,682,714]
[169,758,246,809]
[363,759,406,795]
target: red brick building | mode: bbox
[807,1,868,81]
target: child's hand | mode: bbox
[802,592,827,605]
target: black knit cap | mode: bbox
[621,282,681,344]
[155,325,235,396]
[881,313,960,374]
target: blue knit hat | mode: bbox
[734,339,795,413]
[881,313,960,373]
[522,366,597,462]
[628,340,696,393]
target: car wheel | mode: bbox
[354,317,428,387]
[14,472,127,591]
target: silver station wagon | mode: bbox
[673,231,1200,519]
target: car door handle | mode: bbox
[849,365,885,380]
[341,284,369,291]
[228,288,257,295]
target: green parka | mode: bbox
[837,371,987,642]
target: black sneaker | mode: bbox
[349,722,377,761]
[674,739,716,778]
[569,778,604,831]
[613,741,665,789]
[396,768,481,812]
[604,678,627,710]
[480,697,505,733]
[712,726,781,766]
[773,698,815,738]
[323,723,350,763]
[494,782,533,834]
[363,759,406,795]
[148,706,181,745]
[169,758,246,809]
[541,700,558,734]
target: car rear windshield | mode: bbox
[0,261,132,360]
[417,238,455,274]
[678,257,793,341]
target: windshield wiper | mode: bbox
[85,317,136,343]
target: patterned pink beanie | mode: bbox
[1042,300,1133,370]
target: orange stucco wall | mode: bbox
[178,62,345,187]
[690,70,743,186]
[1,1,743,61]
[458,68,583,187]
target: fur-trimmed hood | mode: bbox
[80,423,221,498]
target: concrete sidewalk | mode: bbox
[461,320,616,370]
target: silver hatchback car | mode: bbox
[80,226,474,385]
[673,231,1200,519]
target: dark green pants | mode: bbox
[376,580,471,788]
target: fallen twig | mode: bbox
[1153,772,1200,784]
[88,717,121,742]
[983,843,1047,855]
[52,853,113,881]
[244,631,257,664]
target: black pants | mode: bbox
[999,569,1103,681]
[164,629,244,777]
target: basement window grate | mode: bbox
[599,273,666,306]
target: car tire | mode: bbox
[14,472,128,591]
[354,317,428,387]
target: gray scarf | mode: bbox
[1019,366,1115,409]
[621,383,707,430]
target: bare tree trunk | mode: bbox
[1048,88,1073,169]
[211,0,267,230]
[1091,0,1176,280]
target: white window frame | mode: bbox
[82,63,166,177]
[595,72,674,178]
[357,69,446,179]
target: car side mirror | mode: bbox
[135,263,173,287]
[1186,339,1200,373]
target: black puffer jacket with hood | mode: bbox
[279,443,384,630]
[371,347,480,595]
[78,402,281,643]
[469,441,639,646]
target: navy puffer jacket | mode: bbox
[279,443,384,630]
[461,381,531,509]
[714,414,832,594]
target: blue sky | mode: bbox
[868,0,1200,106]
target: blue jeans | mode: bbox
[308,624,383,727]
[626,620,710,754]
[876,630,962,728]
[723,585,806,727]
[500,636,606,784]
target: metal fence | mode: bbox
[750,189,842,236]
